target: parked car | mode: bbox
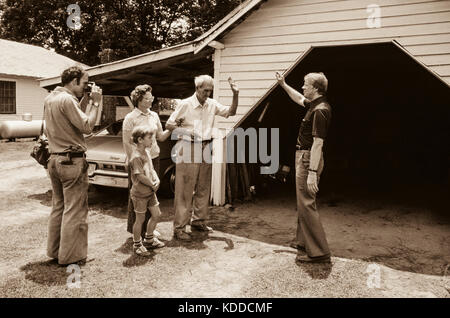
[85,116,176,197]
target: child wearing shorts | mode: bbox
[129,125,165,256]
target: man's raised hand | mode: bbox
[228,77,239,95]
[275,71,286,85]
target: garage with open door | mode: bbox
[231,42,449,210]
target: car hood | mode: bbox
[86,136,126,163]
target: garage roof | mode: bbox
[39,0,266,98]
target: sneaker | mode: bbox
[134,245,151,256]
[174,231,191,241]
[144,237,165,249]
[191,223,213,232]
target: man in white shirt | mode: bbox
[166,75,239,240]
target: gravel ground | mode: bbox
[0,139,449,298]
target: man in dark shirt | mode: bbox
[45,66,102,265]
[276,71,332,263]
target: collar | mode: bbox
[192,93,207,109]
[307,96,327,109]
[54,86,78,99]
[133,107,151,116]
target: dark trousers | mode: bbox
[126,157,160,237]
[295,150,330,258]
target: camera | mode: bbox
[85,81,96,93]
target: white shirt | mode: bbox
[166,94,230,141]
[122,108,163,159]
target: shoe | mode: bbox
[191,223,213,232]
[289,241,307,252]
[134,245,151,256]
[295,254,331,263]
[174,231,191,241]
[60,258,88,267]
[143,237,165,249]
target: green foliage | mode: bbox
[0,0,241,66]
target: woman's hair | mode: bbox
[131,125,154,144]
[304,72,328,95]
[130,84,152,107]
[61,66,86,86]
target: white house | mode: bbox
[0,39,86,121]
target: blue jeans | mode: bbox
[47,155,89,265]
[295,150,330,258]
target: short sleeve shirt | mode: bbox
[297,96,332,149]
[166,93,230,141]
[122,108,163,159]
[44,86,92,153]
[129,149,156,197]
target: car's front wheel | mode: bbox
[160,166,176,198]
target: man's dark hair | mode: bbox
[61,66,87,86]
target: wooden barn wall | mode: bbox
[214,0,450,128]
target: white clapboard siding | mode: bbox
[0,76,49,122]
[214,0,450,127]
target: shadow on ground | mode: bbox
[20,259,68,286]
[208,183,450,277]
[27,190,52,207]
[115,237,156,267]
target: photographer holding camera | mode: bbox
[44,66,102,266]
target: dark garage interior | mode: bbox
[237,42,450,209]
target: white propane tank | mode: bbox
[22,113,32,121]
[0,120,43,139]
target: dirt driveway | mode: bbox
[0,140,448,298]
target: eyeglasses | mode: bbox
[143,96,154,101]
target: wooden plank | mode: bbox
[227,12,450,40]
[221,53,298,64]
[395,33,450,45]
[225,28,450,49]
[219,79,275,90]
[404,43,450,55]
[242,0,441,19]
[239,1,450,31]
[270,0,438,8]
[219,70,283,81]
[221,23,450,56]
[220,62,293,72]
[415,54,450,65]
[429,64,450,75]
[219,88,270,97]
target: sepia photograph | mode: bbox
[0,0,449,304]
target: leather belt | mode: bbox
[191,139,212,144]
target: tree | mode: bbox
[0,0,242,65]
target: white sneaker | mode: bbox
[144,237,165,249]
[134,245,151,256]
